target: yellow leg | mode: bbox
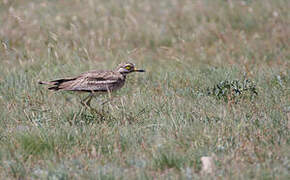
[80,93,106,117]
[81,93,94,108]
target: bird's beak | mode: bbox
[134,69,145,72]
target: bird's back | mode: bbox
[40,70,126,92]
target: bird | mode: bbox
[39,62,145,108]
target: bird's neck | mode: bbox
[120,73,127,79]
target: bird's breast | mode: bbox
[111,79,125,91]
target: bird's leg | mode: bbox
[81,93,110,120]
[101,90,114,105]
[101,98,118,106]
[86,94,93,107]
[101,95,122,106]
[81,93,94,109]
[81,92,106,117]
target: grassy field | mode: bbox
[0,0,289,179]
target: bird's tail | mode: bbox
[38,81,55,85]
[38,78,76,91]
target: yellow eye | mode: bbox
[125,66,131,70]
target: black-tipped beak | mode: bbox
[134,69,145,72]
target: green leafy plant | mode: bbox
[206,79,258,102]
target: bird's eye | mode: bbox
[125,66,132,70]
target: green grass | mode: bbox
[0,0,289,179]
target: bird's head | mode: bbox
[116,62,145,75]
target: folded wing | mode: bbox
[39,71,124,92]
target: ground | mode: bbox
[0,0,289,179]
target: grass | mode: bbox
[0,0,289,179]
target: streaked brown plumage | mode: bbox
[39,62,145,107]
